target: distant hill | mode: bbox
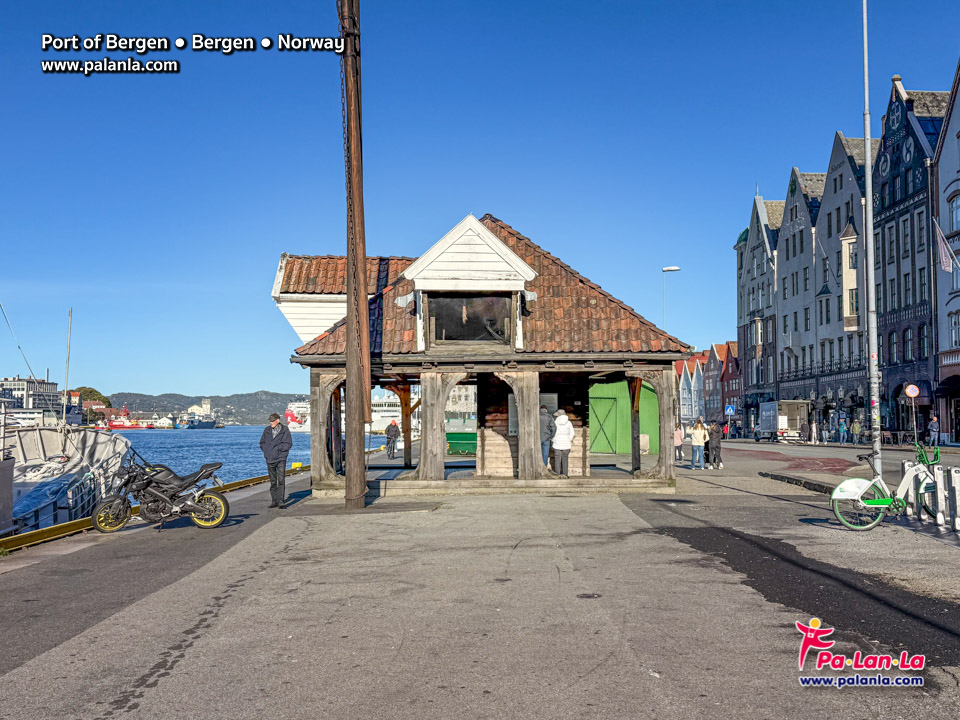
[108,390,307,426]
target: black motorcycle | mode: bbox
[92,454,229,533]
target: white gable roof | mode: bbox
[401,214,537,291]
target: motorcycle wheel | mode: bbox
[190,490,229,529]
[92,497,132,533]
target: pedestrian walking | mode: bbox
[723,423,729,440]
[821,423,829,444]
[708,421,723,469]
[674,423,684,463]
[260,412,293,509]
[810,419,819,445]
[839,418,848,445]
[800,420,809,444]
[928,416,940,447]
[385,419,400,459]
[539,405,556,467]
[551,409,575,478]
[850,419,861,445]
[690,420,708,470]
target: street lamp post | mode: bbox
[662,266,681,329]
[861,0,882,479]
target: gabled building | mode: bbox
[933,56,960,443]
[872,75,949,434]
[720,341,742,429]
[735,196,783,433]
[676,353,708,428]
[775,168,825,408]
[282,214,690,492]
[806,133,879,430]
[703,342,735,423]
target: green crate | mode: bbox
[446,431,477,455]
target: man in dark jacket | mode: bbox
[260,413,293,508]
[928,416,940,447]
[385,419,401,459]
[539,406,556,467]
[707,421,723,469]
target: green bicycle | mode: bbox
[830,443,942,531]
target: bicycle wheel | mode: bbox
[832,485,886,530]
[917,489,938,520]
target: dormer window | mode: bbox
[427,293,512,344]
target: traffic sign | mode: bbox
[725,404,736,416]
[905,384,919,398]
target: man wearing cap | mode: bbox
[260,412,293,508]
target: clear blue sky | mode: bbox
[3,0,959,396]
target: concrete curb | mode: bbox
[758,471,834,496]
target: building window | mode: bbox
[889,331,898,364]
[793,235,797,257]
[803,266,809,290]
[848,289,858,316]
[902,218,910,256]
[428,294,512,344]
[799,229,804,254]
[836,250,841,271]
[952,313,960,350]
[874,233,880,267]
[820,342,826,365]
[844,200,851,220]
[848,334,854,360]
[836,208,841,233]
[917,209,926,249]
[894,175,902,201]
[858,333,863,358]
[793,311,798,332]
[904,272,912,305]
[882,182,889,207]
[920,324,928,357]
[827,213,833,237]
[840,174,843,190]
[889,278,897,310]
[904,328,914,362]
[953,266,960,292]
[919,267,927,302]
[833,177,838,193]
[887,226,896,261]
[801,346,807,368]
[804,307,810,331]
[819,299,823,325]
[837,294,843,319]
[951,196,960,233]
[782,277,788,299]
[878,335,883,365]
[782,315,788,335]
[876,283,882,313]
[907,170,914,195]
[848,244,858,269]
[826,298,831,324]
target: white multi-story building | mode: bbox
[0,376,60,412]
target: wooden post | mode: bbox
[401,372,465,481]
[386,383,414,468]
[660,366,676,481]
[340,0,371,509]
[494,371,552,479]
[628,376,642,474]
[310,370,347,492]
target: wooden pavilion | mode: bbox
[278,214,691,495]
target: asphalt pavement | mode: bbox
[1,451,959,719]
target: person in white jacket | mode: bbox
[551,409,576,478]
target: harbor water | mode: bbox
[114,426,386,485]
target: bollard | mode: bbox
[949,467,960,533]
[903,460,918,518]
[928,466,947,526]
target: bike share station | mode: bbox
[831,384,960,533]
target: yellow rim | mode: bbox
[192,494,226,527]
[95,505,129,532]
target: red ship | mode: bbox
[108,404,154,430]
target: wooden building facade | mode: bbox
[281,214,690,493]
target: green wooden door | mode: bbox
[589,396,618,454]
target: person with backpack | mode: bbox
[708,421,723,470]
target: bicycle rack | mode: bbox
[948,467,960,532]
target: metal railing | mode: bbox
[778,358,866,381]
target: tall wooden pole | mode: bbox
[340,0,371,509]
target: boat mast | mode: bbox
[61,308,73,427]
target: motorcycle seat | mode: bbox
[147,462,222,487]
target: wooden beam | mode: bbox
[628,376,642,474]
[309,369,346,491]
[400,372,466,481]
[494,370,552,480]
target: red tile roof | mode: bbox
[279,255,414,295]
[295,215,691,357]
